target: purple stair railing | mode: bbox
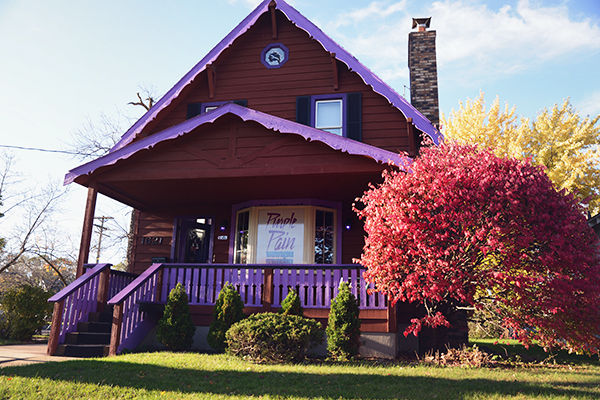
[106,263,385,355]
[46,264,136,356]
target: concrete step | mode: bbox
[65,332,111,345]
[55,344,109,358]
[77,321,112,333]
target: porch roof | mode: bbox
[65,103,409,186]
[110,0,440,154]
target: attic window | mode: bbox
[186,100,247,119]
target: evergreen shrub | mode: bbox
[207,282,244,352]
[156,283,196,351]
[226,312,323,363]
[279,288,303,316]
[0,284,52,341]
[326,281,361,361]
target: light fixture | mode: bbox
[220,220,228,232]
[345,218,352,231]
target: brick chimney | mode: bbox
[408,17,439,127]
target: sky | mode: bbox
[1,0,599,263]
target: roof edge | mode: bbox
[65,103,409,186]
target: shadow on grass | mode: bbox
[1,356,599,399]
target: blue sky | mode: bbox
[1,0,599,262]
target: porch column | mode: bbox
[76,187,97,278]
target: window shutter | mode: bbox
[346,93,362,141]
[186,103,202,119]
[233,100,247,107]
[296,96,311,126]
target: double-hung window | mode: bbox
[296,93,361,141]
[315,99,343,136]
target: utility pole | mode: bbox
[93,216,113,263]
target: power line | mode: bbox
[0,144,79,155]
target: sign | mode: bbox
[256,208,304,264]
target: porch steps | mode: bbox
[55,308,112,358]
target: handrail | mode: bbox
[107,263,163,306]
[48,263,112,303]
[157,263,365,270]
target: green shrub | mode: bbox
[156,283,196,351]
[227,312,323,363]
[326,281,361,361]
[207,282,244,352]
[279,288,303,316]
[0,284,52,341]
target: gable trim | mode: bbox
[65,103,409,186]
[110,0,440,153]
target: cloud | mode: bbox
[332,1,407,28]
[323,0,600,87]
[577,91,600,118]
[433,0,600,67]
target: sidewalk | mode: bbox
[0,343,78,368]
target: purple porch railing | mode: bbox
[46,264,137,356]
[106,263,386,355]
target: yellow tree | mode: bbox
[441,92,600,214]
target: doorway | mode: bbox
[174,218,213,263]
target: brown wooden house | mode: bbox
[48,0,445,359]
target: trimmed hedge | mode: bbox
[226,313,323,363]
[326,281,361,360]
[207,283,245,352]
[279,288,303,316]
[156,283,196,351]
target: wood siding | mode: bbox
[144,10,410,154]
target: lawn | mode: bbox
[1,351,600,399]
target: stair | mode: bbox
[55,307,112,357]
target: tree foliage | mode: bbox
[441,92,600,214]
[0,284,52,341]
[156,283,196,351]
[355,142,600,354]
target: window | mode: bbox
[296,93,361,141]
[232,203,339,265]
[186,100,247,119]
[315,99,342,136]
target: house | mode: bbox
[47,0,453,359]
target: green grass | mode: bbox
[1,352,600,399]
[471,338,600,365]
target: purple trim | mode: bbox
[260,42,289,69]
[118,315,158,353]
[109,0,439,154]
[229,199,342,264]
[64,104,409,185]
[310,93,347,137]
[48,263,112,303]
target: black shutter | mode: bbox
[186,103,202,119]
[233,100,247,107]
[346,92,362,141]
[296,96,311,126]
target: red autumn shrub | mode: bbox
[355,142,600,354]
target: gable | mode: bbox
[68,106,397,209]
[110,0,440,154]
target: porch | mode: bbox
[47,263,394,357]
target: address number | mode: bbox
[140,237,163,245]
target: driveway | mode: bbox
[0,343,78,368]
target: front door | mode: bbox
[176,219,212,263]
